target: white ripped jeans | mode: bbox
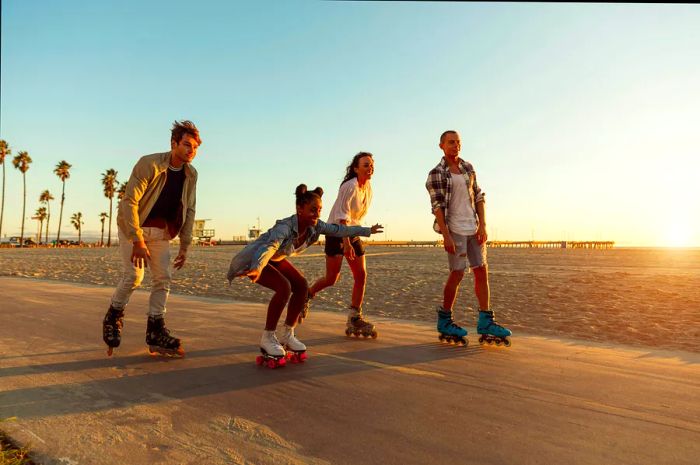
[111,227,172,317]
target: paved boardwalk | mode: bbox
[0,277,698,465]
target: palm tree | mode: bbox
[117,181,127,202]
[70,212,83,245]
[12,151,32,247]
[54,160,72,243]
[101,168,118,246]
[0,140,10,239]
[35,207,47,244]
[39,190,54,245]
[99,212,109,246]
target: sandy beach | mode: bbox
[1,245,698,353]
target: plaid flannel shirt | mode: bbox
[425,157,485,234]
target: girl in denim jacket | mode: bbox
[227,184,383,367]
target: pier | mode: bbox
[486,241,614,249]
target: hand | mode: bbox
[476,224,488,245]
[344,243,356,261]
[173,249,188,270]
[247,269,261,283]
[442,233,456,254]
[370,223,384,234]
[131,242,151,269]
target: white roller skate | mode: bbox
[257,330,287,368]
[279,324,308,363]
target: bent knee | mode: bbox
[290,277,308,295]
[450,269,466,280]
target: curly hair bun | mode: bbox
[295,184,308,196]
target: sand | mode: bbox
[1,245,699,352]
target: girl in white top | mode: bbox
[306,152,378,337]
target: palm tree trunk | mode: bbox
[107,198,113,247]
[100,222,105,246]
[45,203,50,246]
[78,226,82,245]
[38,220,43,244]
[0,162,5,239]
[20,172,26,247]
[57,181,66,243]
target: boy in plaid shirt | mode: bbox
[426,130,512,346]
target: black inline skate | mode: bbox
[102,305,125,356]
[146,315,185,357]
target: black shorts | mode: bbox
[324,236,365,257]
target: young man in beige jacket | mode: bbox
[103,120,201,356]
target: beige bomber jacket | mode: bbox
[117,152,197,248]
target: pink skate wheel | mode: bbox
[256,356,264,366]
[299,352,308,362]
[267,359,277,368]
[278,357,287,367]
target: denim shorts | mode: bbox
[447,233,487,271]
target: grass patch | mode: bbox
[0,419,36,465]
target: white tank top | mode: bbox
[448,172,477,235]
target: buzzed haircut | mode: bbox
[440,130,457,145]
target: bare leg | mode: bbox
[309,255,343,297]
[255,264,291,331]
[346,255,367,309]
[443,269,466,310]
[270,259,309,327]
[472,265,490,310]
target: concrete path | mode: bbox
[0,277,698,465]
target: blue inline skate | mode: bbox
[477,310,512,347]
[436,307,468,346]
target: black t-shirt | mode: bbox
[146,166,186,226]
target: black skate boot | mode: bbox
[146,315,185,357]
[103,305,125,356]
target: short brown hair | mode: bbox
[171,120,202,145]
[439,130,457,144]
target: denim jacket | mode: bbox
[227,214,371,281]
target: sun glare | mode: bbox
[666,225,692,248]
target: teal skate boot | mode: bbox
[436,307,468,346]
[477,310,512,347]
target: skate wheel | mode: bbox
[371,331,378,339]
[256,355,264,366]
[438,335,444,342]
[278,357,287,367]
[504,338,512,347]
[107,347,114,357]
[362,333,368,338]
[299,352,308,362]
[495,339,502,346]
[345,328,352,337]
[478,336,485,345]
[267,359,277,369]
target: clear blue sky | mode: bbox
[2,1,699,246]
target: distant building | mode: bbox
[193,219,215,245]
[248,218,262,240]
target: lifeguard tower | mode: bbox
[193,219,215,245]
[248,218,261,241]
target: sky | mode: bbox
[1,1,699,247]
